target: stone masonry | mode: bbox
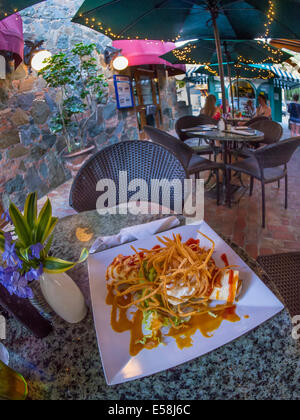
[0,0,179,209]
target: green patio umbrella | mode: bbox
[194,62,275,79]
[0,1,45,20]
[72,0,300,118]
[192,61,275,113]
[162,39,292,67]
[162,38,291,115]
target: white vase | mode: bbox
[39,272,88,324]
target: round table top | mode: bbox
[4,211,299,400]
[185,128,264,144]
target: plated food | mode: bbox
[106,232,242,356]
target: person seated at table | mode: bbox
[201,94,221,121]
[255,94,272,119]
[239,94,271,126]
[245,99,255,117]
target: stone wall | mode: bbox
[0,0,138,208]
[0,0,179,209]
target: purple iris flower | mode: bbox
[30,243,43,260]
[25,264,43,282]
[2,240,19,268]
[0,210,12,224]
[2,233,22,269]
[0,270,33,299]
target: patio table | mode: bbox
[3,211,299,400]
[185,128,264,205]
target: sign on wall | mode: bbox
[113,75,134,109]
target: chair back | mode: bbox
[249,120,283,144]
[254,137,300,169]
[245,116,269,126]
[70,140,189,213]
[175,115,216,141]
[144,126,193,168]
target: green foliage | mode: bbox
[39,43,108,153]
[0,192,88,275]
[0,231,5,252]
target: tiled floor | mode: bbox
[4,123,300,260]
[204,146,300,258]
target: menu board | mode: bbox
[113,75,134,109]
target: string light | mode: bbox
[263,0,275,38]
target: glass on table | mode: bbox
[0,360,28,400]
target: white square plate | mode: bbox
[88,221,284,385]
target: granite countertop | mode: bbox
[4,211,300,400]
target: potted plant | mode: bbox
[39,43,108,175]
[0,192,89,324]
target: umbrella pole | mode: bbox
[211,13,227,123]
[237,73,240,111]
[223,42,235,118]
[227,65,235,118]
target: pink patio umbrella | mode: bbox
[0,13,24,68]
[112,39,186,75]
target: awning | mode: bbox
[186,67,209,84]
[250,64,300,90]
[112,40,186,76]
[270,39,300,53]
[0,13,24,68]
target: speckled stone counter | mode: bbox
[3,211,300,400]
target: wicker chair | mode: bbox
[70,140,189,213]
[175,115,217,141]
[257,252,300,318]
[249,120,283,145]
[237,120,283,158]
[226,137,300,228]
[144,126,224,205]
[175,115,218,159]
[245,116,270,126]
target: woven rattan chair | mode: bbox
[175,115,218,159]
[70,140,189,213]
[144,126,224,205]
[257,252,300,318]
[227,137,300,228]
[249,120,283,145]
[237,120,283,159]
[245,116,270,126]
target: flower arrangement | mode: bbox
[0,192,88,299]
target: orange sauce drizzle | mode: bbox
[166,305,240,349]
[106,286,240,356]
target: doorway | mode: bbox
[132,68,163,138]
[231,80,256,113]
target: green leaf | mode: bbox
[35,199,52,243]
[24,192,37,231]
[0,230,5,252]
[19,246,31,262]
[9,203,31,247]
[43,248,89,274]
[42,217,58,245]
[44,234,54,256]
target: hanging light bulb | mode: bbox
[31,50,52,72]
[112,55,129,71]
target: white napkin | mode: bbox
[230,128,256,136]
[89,216,180,254]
